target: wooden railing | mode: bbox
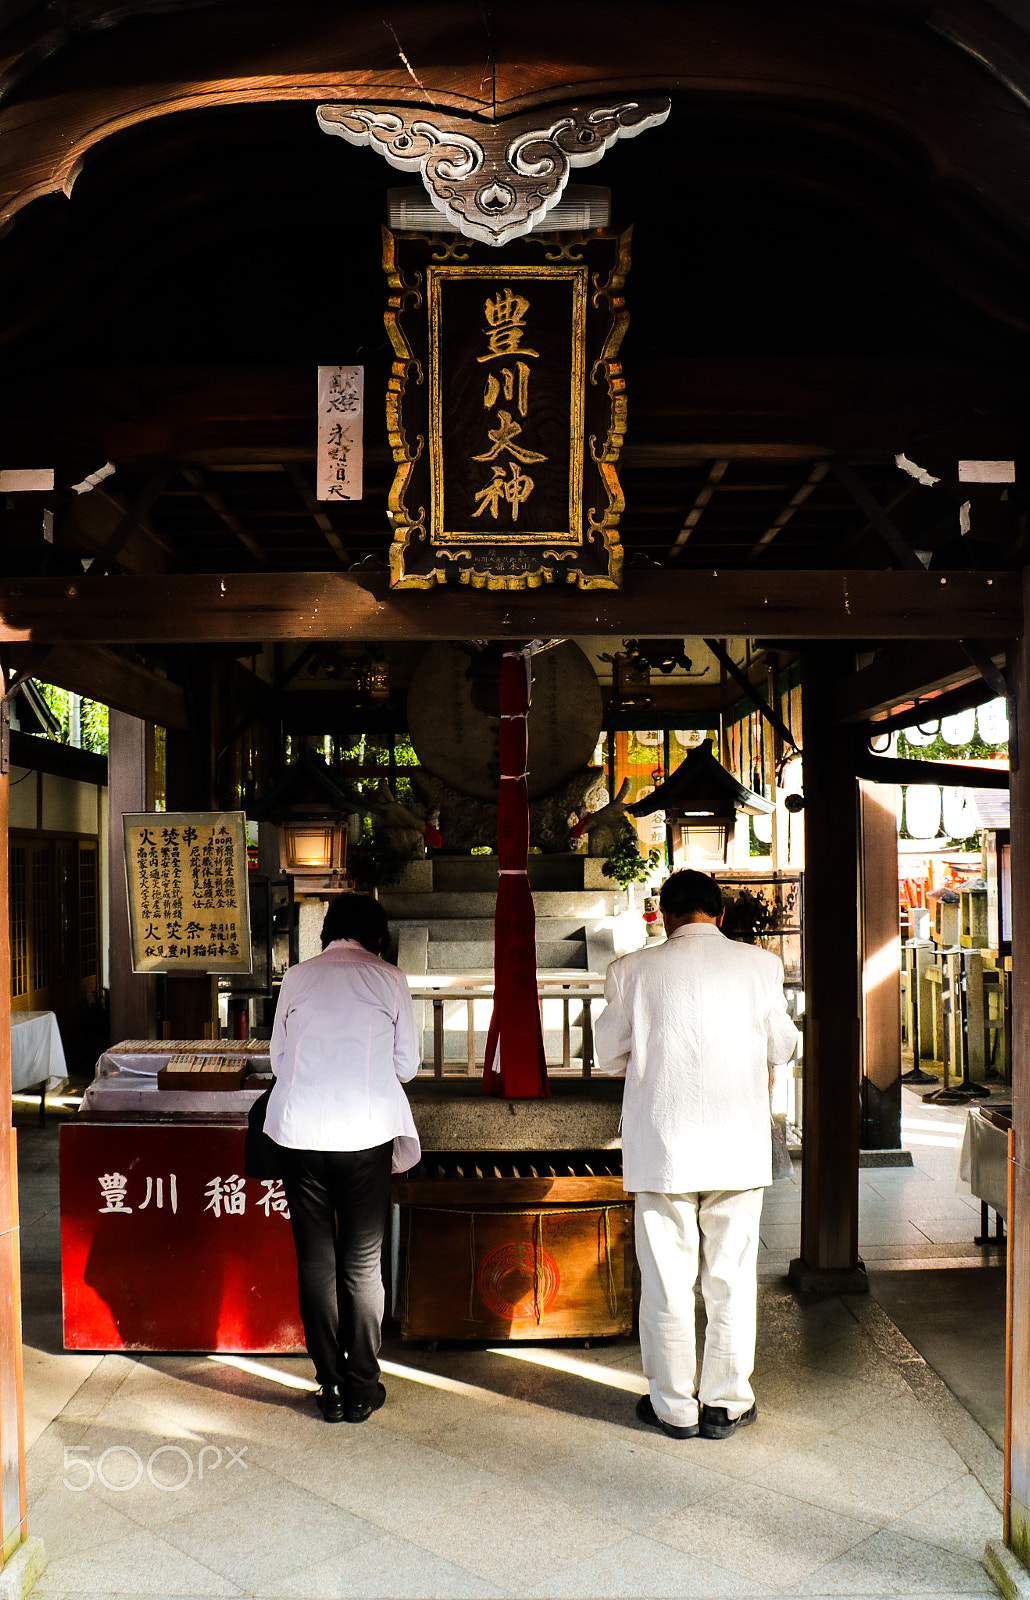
[405,974,606,1080]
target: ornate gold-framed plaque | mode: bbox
[383,227,630,590]
[123,812,253,975]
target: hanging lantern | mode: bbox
[358,653,391,702]
[940,709,976,747]
[904,785,942,840]
[977,699,1009,746]
[279,807,348,878]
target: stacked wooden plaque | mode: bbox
[156,1054,251,1091]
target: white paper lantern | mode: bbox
[977,699,1009,746]
[904,785,942,839]
[940,709,976,747]
[942,787,979,839]
[752,810,774,844]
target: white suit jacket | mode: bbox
[595,923,798,1194]
[267,938,421,1170]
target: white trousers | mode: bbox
[635,1187,765,1430]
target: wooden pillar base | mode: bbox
[788,1257,869,1295]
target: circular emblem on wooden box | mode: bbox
[476,1240,560,1319]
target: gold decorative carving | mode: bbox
[382,228,630,591]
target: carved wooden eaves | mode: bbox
[316,99,671,246]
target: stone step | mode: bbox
[419,941,587,972]
[395,855,618,895]
[402,917,595,942]
[419,1026,591,1060]
[382,891,620,918]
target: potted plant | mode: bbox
[602,822,662,911]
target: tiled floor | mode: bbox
[12,1086,1009,1599]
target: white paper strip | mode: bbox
[316,365,363,501]
[0,468,54,492]
[958,459,1015,483]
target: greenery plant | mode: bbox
[347,818,413,892]
[601,822,662,890]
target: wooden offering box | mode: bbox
[157,1055,250,1091]
[393,1155,634,1341]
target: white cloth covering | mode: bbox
[11,1010,67,1093]
[635,1187,765,1428]
[594,922,798,1193]
[267,939,421,1173]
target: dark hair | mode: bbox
[320,893,389,954]
[720,891,769,944]
[659,870,723,920]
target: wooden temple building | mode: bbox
[0,0,1028,1585]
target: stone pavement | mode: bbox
[12,1088,1008,1599]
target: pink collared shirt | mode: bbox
[266,938,420,1156]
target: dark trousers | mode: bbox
[280,1141,393,1399]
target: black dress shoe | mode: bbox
[316,1386,346,1424]
[634,1393,699,1439]
[345,1382,386,1424]
[699,1401,757,1440]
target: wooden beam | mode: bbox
[1007,564,1030,1565]
[667,459,728,560]
[0,570,1017,645]
[179,465,269,568]
[704,637,799,750]
[746,461,830,563]
[283,463,350,567]
[9,644,189,731]
[64,485,171,576]
[9,731,106,786]
[834,642,1005,724]
[791,658,865,1292]
[83,469,176,577]
[4,359,1029,472]
[856,752,1009,788]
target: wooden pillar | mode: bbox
[1006,574,1030,1561]
[164,648,218,1040]
[0,669,44,1587]
[789,648,868,1292]
[859,780,905,1153]
[0,666,23,1565]
[107,710,156,1045]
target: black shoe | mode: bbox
[316,1385,346,1424]
[700,1401,757,1440]
[345,1382,386,1424]
[634,1393,699,1440]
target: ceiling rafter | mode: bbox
[667,458,730,560]
[180,464,269,567]
[745,460,830,563]
[282,462,350,567]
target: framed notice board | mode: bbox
[122,811,254,975]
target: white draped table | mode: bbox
[10,1010,68,1119]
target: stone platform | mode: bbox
[405,1075,623,1153]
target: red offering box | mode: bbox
[60,1122,305,1353]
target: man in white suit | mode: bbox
[596,869,798,1441]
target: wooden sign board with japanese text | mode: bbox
[316,364,363,501]
[122,811,253,975]
[383,227,630,590]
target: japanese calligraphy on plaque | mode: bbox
[383,227,630,590]
[316,365,364,501]
[122,812,253,975]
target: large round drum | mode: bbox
[407,641,603,801]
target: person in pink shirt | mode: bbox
[267,894,420,1424]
